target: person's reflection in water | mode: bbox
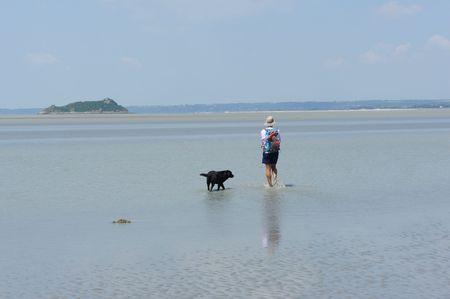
[262,190,282,255]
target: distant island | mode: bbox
[40,98,128,114]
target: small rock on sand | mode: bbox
[113,219,131,224]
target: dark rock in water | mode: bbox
[40,98,128,114]
[113,219,131,224]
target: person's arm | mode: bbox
[260,129,266,148]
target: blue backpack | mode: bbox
[264,128,280,153]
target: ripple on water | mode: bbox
[2,223,450,299]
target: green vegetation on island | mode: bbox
[40,98,128,114]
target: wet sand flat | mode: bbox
[1,109,450,298]
[1,108,450,125]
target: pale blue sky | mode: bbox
[1,0,449,108]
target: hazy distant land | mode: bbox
[1,99,450,115]
[127,99,450,114]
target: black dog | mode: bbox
[200,170,234,191]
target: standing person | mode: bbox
[260,116,281,187]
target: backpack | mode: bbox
[264,128,281,153]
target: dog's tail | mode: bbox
[200,173,208,177]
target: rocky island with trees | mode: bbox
[40,98,128,114]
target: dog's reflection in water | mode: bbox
[262,190,282,255]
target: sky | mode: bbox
[0,0,450,108]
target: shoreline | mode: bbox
[1,108,450,125]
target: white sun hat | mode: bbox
[265,116,275,127]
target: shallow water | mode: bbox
[1,111,450,298]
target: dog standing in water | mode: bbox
[200,170,234,191]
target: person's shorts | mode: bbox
[262,152,279,165]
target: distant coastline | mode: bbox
[126,99,450,114]
[1,99,449,115]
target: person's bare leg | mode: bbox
[271,164,278,185]
[265,164,273,187]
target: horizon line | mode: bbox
[2,98,450,110]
